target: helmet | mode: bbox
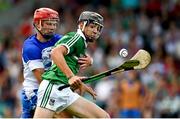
[33,8,59,39]
[33,7,59,23]
[78,11,104,42]
[78,11,103,27]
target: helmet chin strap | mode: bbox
[82,21,87,31]
[33,23,53,40]
[79,21,93,42]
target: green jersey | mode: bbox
[42,29,87,84]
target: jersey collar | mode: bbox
[77,29,87,47]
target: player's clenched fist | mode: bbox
[68,76,84,89]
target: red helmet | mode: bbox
[33,8,59,23]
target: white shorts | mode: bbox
[37,80,80,112]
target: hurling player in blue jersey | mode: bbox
[21,8,95,118]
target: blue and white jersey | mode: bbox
[22,34,62,90]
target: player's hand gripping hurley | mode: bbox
[58,49,151,91]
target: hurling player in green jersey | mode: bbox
[34,11,110,118]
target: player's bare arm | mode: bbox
[51,45,96,97]
[32,68,44,84]
[51,45,82,88]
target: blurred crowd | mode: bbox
[0,0,180,118]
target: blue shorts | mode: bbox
[119,109,141,118]
[20,89,38,118]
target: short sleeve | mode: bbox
[22,43,44,70]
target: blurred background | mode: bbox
[0,0,180,118]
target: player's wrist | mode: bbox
[67,75,74,80]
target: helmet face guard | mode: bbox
[33,8,59,39]
[88,19,104,33]
[37,19,59,39]
[78,11,104,42]
[85,22,103,41]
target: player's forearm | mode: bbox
[33,68,44,84]
[51,46,74,78]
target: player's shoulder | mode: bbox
[63,31,82,40]
[53,33,63,39]
[53,33,63,41]
[63,32,76,39]
[22,35,40,51]
[56,32,75,43]
[23,34,37,45]
[66,31,76,36]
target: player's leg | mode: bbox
[20,89,38,118]
[53,111,73,118]
[33,102,72,118]
[64,96,110,118]
[34,104,72,118]
[33,80,56,118]
[34,79,109,118]
[33,106,55,118]
[34,80,79,118]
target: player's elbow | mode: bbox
[51,46,66,60]
[51,47,62,61]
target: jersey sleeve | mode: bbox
[22,43,44,71]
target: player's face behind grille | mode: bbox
[38,19,59,36]
[84,22,103,42]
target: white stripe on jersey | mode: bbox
[66,33,81,48]
[28,59,44,71]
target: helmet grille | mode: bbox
[78,11,103,27]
